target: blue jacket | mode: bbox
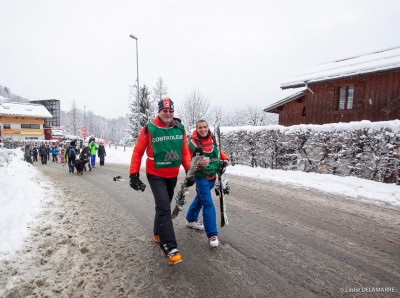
[51,147,58,155]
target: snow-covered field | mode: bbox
[1,145,399,260]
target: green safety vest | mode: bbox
[148,122,185,168]
[194,144,221,178]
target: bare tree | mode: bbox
[66,100,81,136]
[152,77,168,102]
[210,106,223,126]
[208,106,231,127]
[230,106,278,126]
[86,111,95,136]
[177,90,211,129]
[246,106,269,126]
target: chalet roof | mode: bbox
[281,46,400,89]
[264,88,306,113]
[0,101,53,118]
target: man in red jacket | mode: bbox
[129,98,191,265]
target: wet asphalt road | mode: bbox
[39,162,400,297]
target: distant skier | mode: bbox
[88,139,98,168]
[32,145,38,162]
[60,145,65,164]
[24,144,33,164]
[51,144,58,162]
[98,142,106,166]
[39,142,47,164]
[66,140,77,173]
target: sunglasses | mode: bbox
[161,109,174,114]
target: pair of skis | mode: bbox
[215,125,229,227]
[171,147,204,219]
[171,126,229,228]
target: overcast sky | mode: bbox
[1,0,400,119]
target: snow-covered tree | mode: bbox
[140,84,157,126]
[126,84,157,142]
[127,84,140,142]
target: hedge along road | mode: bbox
[5,161,400,297]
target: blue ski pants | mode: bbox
[186,177,218,238]
[91,154,96,167]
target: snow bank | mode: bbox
[0,148,54,259]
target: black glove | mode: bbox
[220,160,229,174]
[129,173,146,192]
[113,176,122,181]
[186,176,196,187]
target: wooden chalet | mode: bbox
[0,101,53,140]
[264,47,400,126]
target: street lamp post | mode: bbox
[82,105,87,145]
[129,34,140,128]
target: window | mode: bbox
[3,124,11,129]
[21,124,40,129]
[30,99,60,127]
[338,86,354,110]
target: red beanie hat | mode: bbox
[158,98,174,112]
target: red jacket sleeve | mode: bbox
[129,127,148,174]
[181,131,191,172]
[220,150,229,161]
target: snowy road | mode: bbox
[1,161,399,297]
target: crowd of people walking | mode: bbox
[14,136,107,172]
